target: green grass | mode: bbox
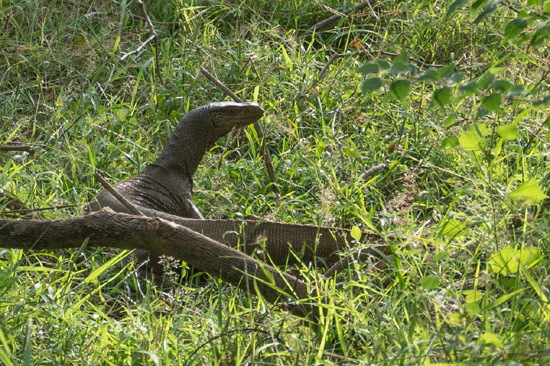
[1,0,550,364]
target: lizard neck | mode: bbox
[150,107,216,178]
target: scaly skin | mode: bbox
[89,102,264,273]
[90,102,264,218]
[90,101,387,275]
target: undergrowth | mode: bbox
[1,0,549,364]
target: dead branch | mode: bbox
[0,204,76,216]
[0,145,35,155]
[303,1,375,37]
[121,0,163,85]
[94,172,144,216]
[0,208,316,317]
[330,102,349,180]
[308,53,344,92]
[0,192,28,211]
[2,11,12,35]
[199,66,277,182]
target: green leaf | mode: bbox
[497,124,520,140]
[343,147,359,157]
[357,63,380,75]
[465,302,480,317]
[473,1,499,24]
[489,246,540,275]
[449,72,465,84]
[522,265,548,302]
[489,66,505,74]
[544,2,550,14]
[418,69,439,81]
[471,0,488,12]
[527,0,541,5]
[492,79,513,92]
[441,136,459,150]
[24,318,33,366]
[440,218,469,238]
[459,80,478,94]
[510,178,548,203]
[389,62,411,75]
[389,80,411,102]
[529,85,541,96]
[446,0,471,18]
[431,87,453,108]
[420,276,440,290]
[531,26,550,46]
[489,246,518,275]
[502,18,528,43]
[477,73,495,89]
[84,250,132,283]
[468,123,491,137]
[437,65,454,80]
[376,60,391,70]
[351,226,362,242]
[458,131,487,151]
[463,290,485,303]
[480,289,524,312]
[394,53,408,63]
[533,95,550,106]
[478,332,503,348]
[433,251,449,262]
[507,85,525,97]
[443,114,457,127]
[361,78,383,93]
[481,93,502,111]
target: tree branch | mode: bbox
[200,66,277,182]
[0,208,316,317]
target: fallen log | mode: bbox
[0,208,319,316]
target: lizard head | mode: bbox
[151,101,265,177]
[206,101,264,137]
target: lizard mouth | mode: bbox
[212,103,265,129]
[239,104,265,124]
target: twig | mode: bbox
[93,172,144,216]
[309,53,344,92]
[330,103,348,179]
[200,67,241,101]
[131,14,178,26]
[523,116,549,153]
[0,193,28,211]
[302,0,375,36]
[1,204,77,216]
[324,245,392,278]
[199,67,277,182]
[366,0,379,19]
[121,0,163,85]
[533,67,550,90]
[120,34,155,61]
[361,163,388,181]
[188,8,209,22]
[0,145,35,155]
[2,11,12,35]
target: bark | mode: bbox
[0,208,317,317]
